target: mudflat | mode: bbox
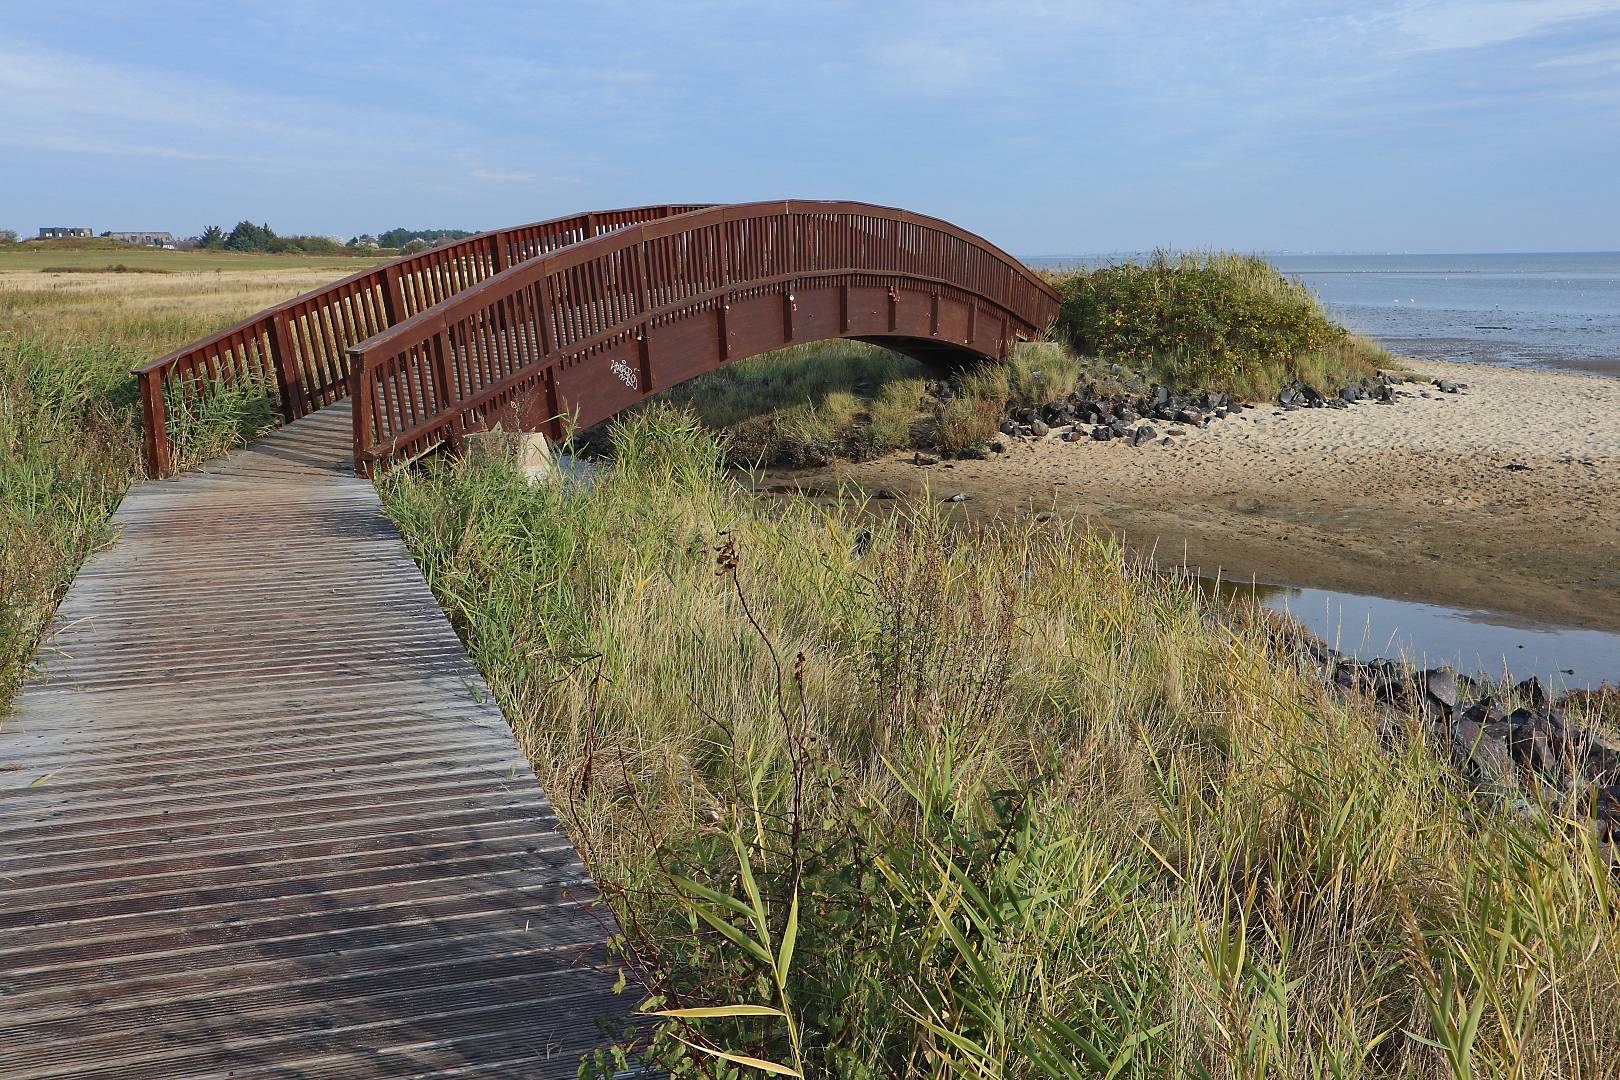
[771,360,1620,631]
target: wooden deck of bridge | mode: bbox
[0,404,624,1079]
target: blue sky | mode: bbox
[2,1,1617,254]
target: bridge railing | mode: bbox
[133,205,710,476]
[345,200,1061,475]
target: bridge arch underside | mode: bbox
[430,276,1026,459]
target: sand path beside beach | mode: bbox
[771,360,1620,630]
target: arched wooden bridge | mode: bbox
[4,204,1057,1078]
[136,201,1058,476]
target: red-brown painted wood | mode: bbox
[345,201,1058,474]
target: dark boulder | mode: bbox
[957,446,988,460]
[1509,715,1564,780]
[1417,668,1459,715]
[1462,697,1508,726]
[1131,424,1157,447]
[1450,719,1513,780]
[1516,676,1550,710]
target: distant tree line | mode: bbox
[377,228,477,253]
[197,222,358,255]
[188,223,478,256]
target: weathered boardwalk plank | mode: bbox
[1,404,624,1079]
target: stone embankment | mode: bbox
[931,371,1452,460]
[1305,639,1620,852]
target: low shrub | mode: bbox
[1051,251,1361,393]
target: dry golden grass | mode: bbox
[0,267,362,338]
[0,241,383,274]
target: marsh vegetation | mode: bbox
[385,408,1620,1079]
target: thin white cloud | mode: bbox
[0,37,479,176]
[1393,0,1620,51]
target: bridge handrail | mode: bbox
[345,200,1060,473]
[133,204,711,475]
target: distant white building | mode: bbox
[108,231,176,248]
[39,227,93,238]
[353,234,379,248]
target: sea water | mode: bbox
[1269,252,1620,376]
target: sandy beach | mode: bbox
[772,360,1620,631]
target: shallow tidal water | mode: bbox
[1201,577,1620,691]
[1268,252,1620,377]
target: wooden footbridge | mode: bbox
[2,203,1058,1077]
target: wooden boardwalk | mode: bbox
[1,404,624,1079]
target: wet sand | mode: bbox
[766,360,1620,632]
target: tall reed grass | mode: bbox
[383,406,1620,1079]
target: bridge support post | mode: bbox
[430,332,460,453]
[381,266,408,326]
[266,313,301,423]
[717,300,731,359]
[138,370,170,478]
[637,326,653,392]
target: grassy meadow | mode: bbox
[6,256,1620,1079]
[0,236,388,274]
